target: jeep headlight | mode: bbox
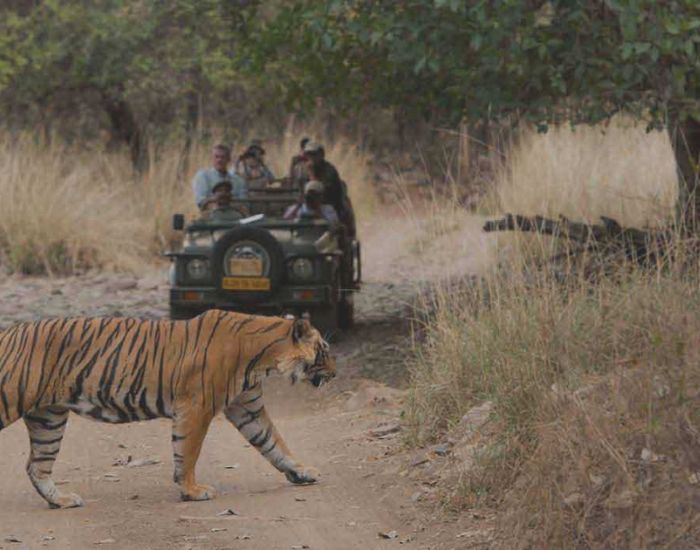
[186,258,210,280]
[290,258,314,280]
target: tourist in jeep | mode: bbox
[303,141,356,237]
[235,140,275,191]
[288,137,311,190]
[284,180,339,224]
[192,144,247,210]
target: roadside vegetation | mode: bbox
[406,122,700,547]
[0,128,374,275]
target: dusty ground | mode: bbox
[0,212,496,550]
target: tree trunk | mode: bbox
[178,85,200,179]
[670,116,700,232]
[101,92,146,172]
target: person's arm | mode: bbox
[231,173,248,199]
[322,205,340,225]
[192,171,211,209]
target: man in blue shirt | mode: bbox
[192,144,247,210]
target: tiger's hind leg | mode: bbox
[225,384,319,485]
[24,407,83,509]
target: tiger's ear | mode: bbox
[292,318,312,343]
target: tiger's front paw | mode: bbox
[49,492,84,509]
[285,465,319,485]
[180,483,216,502]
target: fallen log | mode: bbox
[483,213,674,265]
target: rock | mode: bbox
[113,280,138,291]
[291,546,310,549]
[589,473,605,487]
[369,422,401,438]
[216,509,239,516]
[653,375,670,398]
[410,456,429,468]
[378,531,398,539]
[42,536,55,542]
[563,492,584,507]
[4,536,21,543]
[126,458,160,468]
[94,539,116,545]
[640,448,663,463]
[689,472,699,485]
[460,401,493,435]
[410,491,422,502]
[224,464,240,470]
[210,528,227,533]
[433,443,451,456]
[294,496,306,502]
[606,488,637,509]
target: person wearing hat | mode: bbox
[283,179,339,224]
[192,144,247,210]
[235,140,275,191]
[303,140,356,237]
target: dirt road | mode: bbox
[0,213,496,550]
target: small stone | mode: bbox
[433,443,451,456]
[94,539,116,545]
[114,280,138,291]
[369,422,401,438]
[640,448,663,462]
[216,508,239,516]
[410,456,429,468]
[563,492,584,507]
[224,464,240,470]
[589,473,605,487]
[4,536,21,543]
[41,536,55,542]
[607,489,637,509]
[210,528,227,533]
[236,534,251,540]
[126,458,160,468]
[689,472,699,485]
[129,495,139,500]
[291,546,310,549]
[378,530,398,539]
[294,496,306,502]
[410,491,422,502]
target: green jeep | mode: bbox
[166,188,360,334]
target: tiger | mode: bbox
[0,309,335,508]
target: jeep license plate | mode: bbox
[222,277,271,291]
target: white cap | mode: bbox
[304,180,324,195]
[303,140,323,153]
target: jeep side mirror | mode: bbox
[172,214,185,231]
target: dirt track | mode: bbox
[0,213,495,550]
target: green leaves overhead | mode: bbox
[243,0,700,127]
[1,0,699,139]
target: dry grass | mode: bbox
[407,121,700,547]
[0,125,376,275]
[485,117,678,227]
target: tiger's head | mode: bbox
[275,318,336,387]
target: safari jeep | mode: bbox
[166,188,360,334]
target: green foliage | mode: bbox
[247,1,700,127]
[1,1,699,147]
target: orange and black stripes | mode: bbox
[0,310,335,508]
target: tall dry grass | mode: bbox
[0,126,376,275]
[487,117,678,227]
[407,121,700,547]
